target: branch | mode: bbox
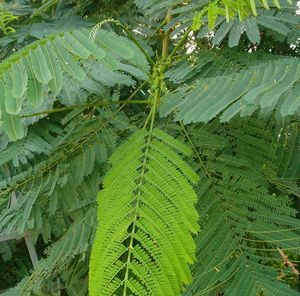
[162,9,172,59]
[278,247,299,276]
[169,27,192,61]
[19,99,150,118]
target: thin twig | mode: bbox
[278,247,299,276]
[19,100,150,118]
[179,121,211,178]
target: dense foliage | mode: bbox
[0,0,299,295]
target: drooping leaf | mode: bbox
[29,45,53,84]
[41,44,64,93]
[0,81,24,141]
[51,37,86,81]
[23,57,43,108]
[72,29,106,60]
[3,72,23,115]
[244,17,260,44]
[11,61,28,99]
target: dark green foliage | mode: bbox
[181,118,300,295]
[0,109,134,294]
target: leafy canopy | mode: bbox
[0,0,299,296]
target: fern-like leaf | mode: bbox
[182,117,300,296]
[161,57,300,123]
[89,128,199,296]
[209,4,297,47]
[0,28,149,141]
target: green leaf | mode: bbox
[23,57,43,108]
[3,72,23,114]
[256,15,290,36]
[161,58,300,123]
[11,61,28,99]
[63,32,91,59]
[30,45,53,84]
[212,20,234,46]
[0,81,24,141]
[72,29,106,60]
[51,37,86,81]
[95,30,134,60]
[244,17,260,44]
[260,63,300,108]
[2,112,24,141]
[118,63,148,81]
[280,81,300,117]
[41,43,64,93]
[228,20,242,47]
[184,118,300,296]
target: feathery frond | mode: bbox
[182,117,300,296]
[89,128,199,296]
[0,28,149,141]
[160,57,300,123]
[212,5,298,47]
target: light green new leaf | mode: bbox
[89,128,199,296]
[261,0,270,9]
[207,2,218,29]
[249,0,257,16]
[192,12,202,31]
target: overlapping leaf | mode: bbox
[182,118,300,296]
[0,28,149,141]
[161,57,300,123]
